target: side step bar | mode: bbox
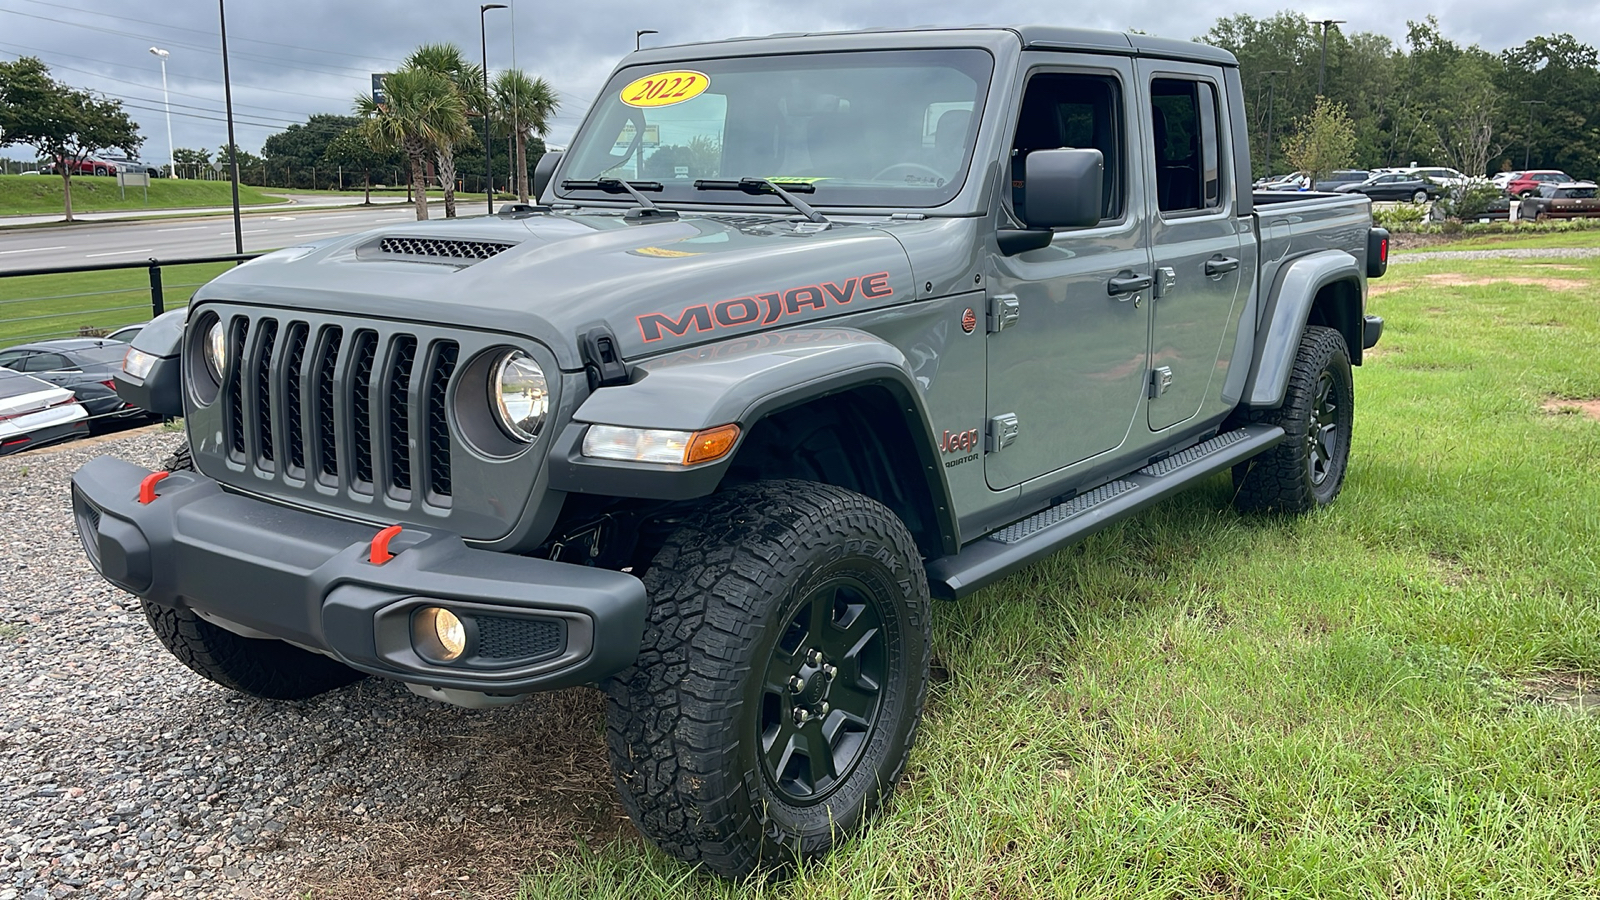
[926,424,1285,599]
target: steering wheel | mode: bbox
[873,162,945,183]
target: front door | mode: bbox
[1139,64,1245,432]
[985,57,1153,490]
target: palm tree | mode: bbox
[404,44,485,218]
[493,70,560,203]
[353,67,465,221]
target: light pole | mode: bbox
[480,3,508,215]
[635,30,658,51]
[1263,70,1287,177]
[218,0,242,254]
[148,47,176,179]
[1316,19,1345,97]
[1521,99,1546,170]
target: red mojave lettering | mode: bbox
[637,271,895,342]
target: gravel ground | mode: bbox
[1390,246,1600,263]
[0,429,626,900]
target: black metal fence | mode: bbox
[0,253,262,346]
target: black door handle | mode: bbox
[1107,271,1153,296]
[1205,255,1240,276]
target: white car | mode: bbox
[0,367,89,455]
[1401,166,1470,188]
[1492,171,1522,189]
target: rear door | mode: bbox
[1138,63,1245,432]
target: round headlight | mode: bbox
[203,320,227,380]
[489,350,548,442]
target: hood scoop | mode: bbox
[361,236,518,267]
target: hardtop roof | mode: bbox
[626,25,1237,68]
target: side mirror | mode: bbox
[1021,148,1103,229]
[531,151,563,202]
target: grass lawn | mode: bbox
[0,174,280,216]
[1402,229,1600,253]
[0,262,235,345]
[502,248,1600,897]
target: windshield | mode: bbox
[560,49,994,209]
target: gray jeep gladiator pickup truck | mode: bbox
[73,25,1387,876]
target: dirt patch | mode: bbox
[290,688,629,900]
[1520,672,1599,715]
[1541,397,1600,421]
[1422,273,1586,291]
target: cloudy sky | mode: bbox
[3,0,1598,163]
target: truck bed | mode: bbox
[1253,191,1374,300]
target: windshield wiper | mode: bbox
[694,178,829,225]
[561,178,676,220]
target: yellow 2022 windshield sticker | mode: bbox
[621,71,709,108]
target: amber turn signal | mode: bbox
[685,424,740,465]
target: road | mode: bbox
[0,202,448,271]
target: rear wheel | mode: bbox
[93,166,107,176]
[1412,189,1428,203]
[1232,325,1354,514]
[604,480,931,876]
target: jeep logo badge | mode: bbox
[961,308,977,333]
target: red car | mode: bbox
[40,156,124,177]
[1506,170,1573,197]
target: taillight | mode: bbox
[1366,227,1390,279]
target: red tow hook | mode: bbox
[369,525,404,565]
[137,471,170,505]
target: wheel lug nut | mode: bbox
[806,649,825,666]
[821,663,837,679]
[792,708,811,724]
[817,702,829,717]
[788,675,805,693]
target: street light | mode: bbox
[1315,19,1345,97]
[635,30,658,51]
[1521,99,1547,170]
[480,3,508,215]
[1263,70,1287,177]
[217,0,242,254]
[148,47,176,179]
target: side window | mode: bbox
[27,353,70,372]
[1010,72,1125,223]
[0,352,25,370]
[1150,78,1223,213]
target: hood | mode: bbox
[197,211,917,370]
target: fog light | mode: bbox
[414,606,467,662]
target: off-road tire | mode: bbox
[142,602,364,700]
[140,439,364,700]
[604,480,932,877]
[1232,325,1354,514]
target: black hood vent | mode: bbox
[374,236,516,264]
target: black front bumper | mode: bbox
[71,456,648,695]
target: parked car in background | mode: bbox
[0,367,88,455]
[1523,182,1600,220]
[1314,169,1370,192]
[39,156,127,177]
[102,155,159,177]
[1492,171,1522,189]
[0,339,145,424]
[106,323,146,344]
[1506,170,1573,197]
[1259,172,1310,191]
[1334,172,1441,202]
[1404,166,1469,188]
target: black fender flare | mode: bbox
[545,327,958,553]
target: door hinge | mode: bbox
[987,413,1020,453]
[1154,266,1177,299]
[1149,366,1174,399]
[988,293,1020,333]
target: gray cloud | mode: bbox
[3,0,1598,160]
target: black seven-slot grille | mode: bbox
[222,314,459,505]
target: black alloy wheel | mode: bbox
[1307,370,1340,487]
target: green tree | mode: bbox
[0,56,142,221]
[171,146,212,179]
[217,143,266,186]
[493,69,559,203]
[322,127,397,204]
[354,66,467,221]
[262,113,360,189]
[402,44,484,218]
[1282,97,1356,183]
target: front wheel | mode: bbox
[1232,325,1354,514]
[604,480,932,877]
[93,166,107,176]
[1412,189,1429,203]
